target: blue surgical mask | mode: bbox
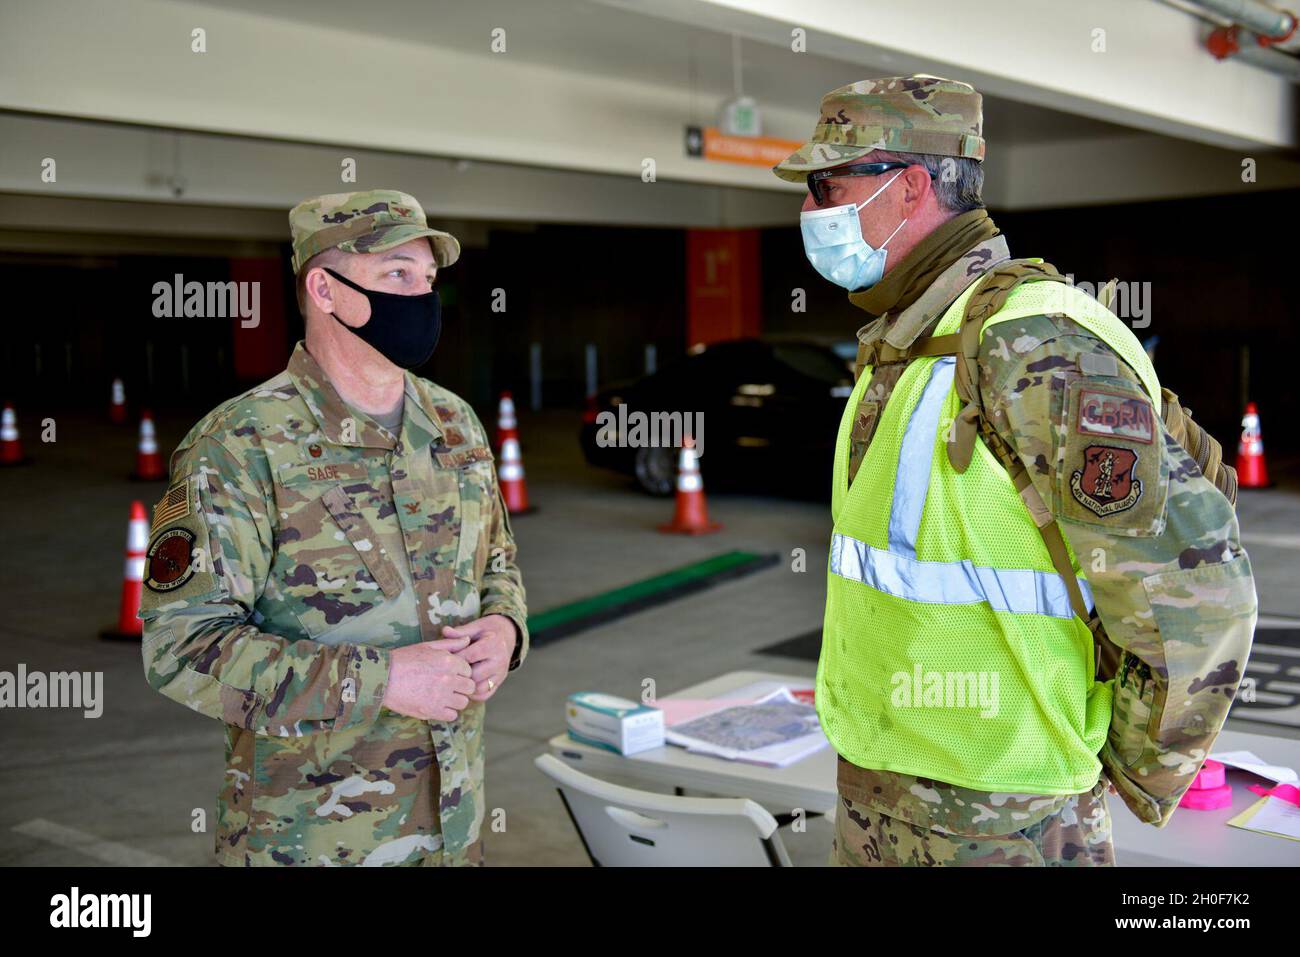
[800,170,908,291]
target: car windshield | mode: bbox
[771,343,851,383]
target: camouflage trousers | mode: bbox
[414,839,484,867]
[220,838,483,867]
[831,782,1115,867]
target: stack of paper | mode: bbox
[1212,749,1300,842]
[664,687,827,767]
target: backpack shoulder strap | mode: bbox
[946,259,1067,472]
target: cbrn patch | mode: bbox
[1077,387,1154,444]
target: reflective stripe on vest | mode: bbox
[830,357,1095,619]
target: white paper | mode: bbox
[1209,750,1299,785]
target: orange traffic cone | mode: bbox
[1237,401,1270,489]
[133,409,166,481]
[101,501,148,641]
[110,378,127,424]
[496,392,519,451]
[499,436,533,514]
[1,403,27,466]
[659,438,720,535]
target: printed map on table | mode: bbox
[672,692,821,752]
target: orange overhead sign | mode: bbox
[685,126,801,168]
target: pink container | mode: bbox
[1179,782,1233,810]
[1189,759,1226,790]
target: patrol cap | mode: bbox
[773,75,985,184]
[289,189,461,274]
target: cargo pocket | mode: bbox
[1140,551,1256,747]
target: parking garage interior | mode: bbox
[2,0,1299,873]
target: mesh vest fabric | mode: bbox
[820,278,1160,794]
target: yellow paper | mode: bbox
[1227,796,1300,842]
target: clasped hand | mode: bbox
[380,614,516,721]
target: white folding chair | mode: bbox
[534,753,792,867]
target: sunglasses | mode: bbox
[806,161,915,207]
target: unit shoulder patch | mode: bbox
[1070,445,1141,517]
[145,526,197,592]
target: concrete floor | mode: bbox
[1,407,1297,866]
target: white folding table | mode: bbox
[547,669,1300,866]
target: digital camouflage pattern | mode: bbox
[289,189,460,274]
[773,75,985,184]
[832,234,1256,862]
[140,342,528,866]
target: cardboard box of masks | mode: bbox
[565,692,664,756]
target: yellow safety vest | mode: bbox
[820,276,1160,794]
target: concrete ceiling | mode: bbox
[178,0,1135,148]
[2,0,1295,231]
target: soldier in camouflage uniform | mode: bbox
[140,189,527,866]
[774,78,1257,866]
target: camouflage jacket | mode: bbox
[836,237,1257,835]
[139,342,528,866]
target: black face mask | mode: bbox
[323,267,441,369]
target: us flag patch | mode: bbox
[152,480,191,530]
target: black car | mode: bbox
[580,337,855,497]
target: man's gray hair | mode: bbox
[880,150,984,214]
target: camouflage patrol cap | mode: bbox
[289,189,460,274]
[773,75,985,184]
